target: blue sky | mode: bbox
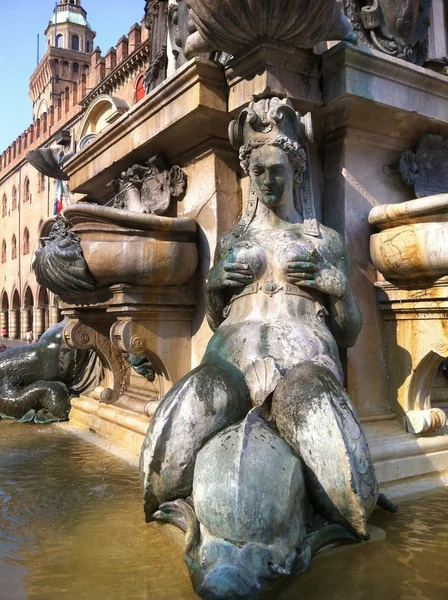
[0,0,145,152]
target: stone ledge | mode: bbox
[64,58,230,201]
[68,396,448,488]
[225,42,321,115]
[69,395,150,455]
[365,419,448,484]
[322,44,448,143]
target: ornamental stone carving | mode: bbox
[184,0,356,58]
[33,215,96,302]
[112,155,187,214]
[399,134,448,198]
[343,0,432,65]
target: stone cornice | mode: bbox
[65,58,229,200]
[322,44,448,129]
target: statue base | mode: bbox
[61,284,196,453]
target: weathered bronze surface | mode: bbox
[144,0,169,92]
[399,134,448,198]
[27,147,74,181]
[343,0,432,65]
[141,98,381,599]
[33,216,96,302]
[0,321,101,423]
[184,0,356,58]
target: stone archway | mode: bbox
[36,286,50,339]
[1,291,9,337]
[22,286,34,341]
[9,289,20,340]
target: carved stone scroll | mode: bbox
[406,408,447,434]
[63,321,129,404]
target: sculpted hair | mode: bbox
[239,135,307,187]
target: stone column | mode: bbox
[0,311,7,336]
[50,305,61,326]
[35,307,46,339]
[8,309,19,339]
[21,308,31,341]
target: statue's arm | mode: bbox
[325,236,362,348]
[285,229,361,347]
[205,234,234,332]
[205,232,253,331]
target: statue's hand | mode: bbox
[207,261,254,291]
[286,248,346,298]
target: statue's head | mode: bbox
[185,535,295,600]
[239,135,305,208]
[230,97,306,211]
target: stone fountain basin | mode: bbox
[369,194,448,281]
[43,203,198,288]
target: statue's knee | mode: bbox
[272,362,342,416]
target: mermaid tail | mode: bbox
[272,362,379,539]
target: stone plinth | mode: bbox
[225,42,321,115]
[61,283,196,452]
[376,278,448,425]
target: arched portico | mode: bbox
[1,291,9,337]
[9,289,20,339]
[36,286,50,339]
[21,286,34,341]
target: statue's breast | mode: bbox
[226,233,317,285]
[226,240,267,281]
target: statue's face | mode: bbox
[249,145,293,208]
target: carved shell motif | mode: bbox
[185,0,355,57]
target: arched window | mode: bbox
[1,241,6,264]
[56,34,64,48]
[135,75,145,103]
[11,235,17,260]
[2,194,7,217]
[73,63,79,75]
[23,177,30,203]
[71,35,80,51]
[11,186,17,211]
[85,40,91,54]
[38,173,45,193]
[62,61,69,76]
[23,228,30,255]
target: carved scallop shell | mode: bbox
[244,357,282,406]
[185,0,355,56]
[168,165,188,198]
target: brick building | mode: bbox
[0,0,149,340]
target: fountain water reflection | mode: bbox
[1,420,448,600]
[282,487,448,600]
[0,421,197,600]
